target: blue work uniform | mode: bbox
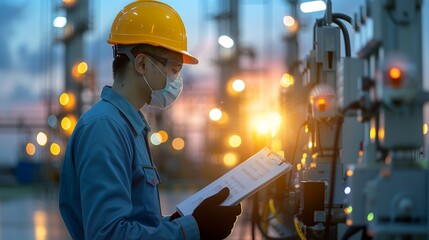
[59,86,199,239]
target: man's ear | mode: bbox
[134,53,146,75]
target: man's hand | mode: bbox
[192,187,242,240]
[169,211,181,222]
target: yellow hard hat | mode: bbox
[107,0,198,64]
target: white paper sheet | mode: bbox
[176,147,292,216]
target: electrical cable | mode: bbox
[287,122,306,190]
[332,13,352,24]
[251,193,298,240]
[323,101,361,240]
[313,13,352,57]
[316,119,325,156]
[293,216,307,240]
[341,226,373,240]
[268,198,285,225]
[322,114,343,240]
[262,197,270,233]
[332,18,351,57]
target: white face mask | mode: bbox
[143,57,183,109]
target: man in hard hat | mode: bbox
[59,1,241,239]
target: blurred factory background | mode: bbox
[0,0,366,184]
[0,0,429,239]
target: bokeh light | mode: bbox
[50,143,61,156]
[26,143,36,156]
[228,135,242,148]
[36,132,48,146]
[172,138,185,150]
[223,152,238,167]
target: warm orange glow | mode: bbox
[389,67,401,80]
[232,79,245,93]
[370,127,376,141]
[317,98,327,111]
[346,169,354,177]
[224,152,238,167]
[26,143,36,156]
[72,61,88,80]
[208,107,229,124]
[50,143,61,156]
[283,16,295,27]
[378,128,385,142]
[256,120,270,135]
[61,115,77,136]
[344,206,353,215]
[33,210,47,240]
[304,125,309,133]
[388,67,403,88]
[271,139,282,152]
[346,219,353,226]
[310,162,317,168]
[424,123,428,135]
[158,130,168,143]
[63,0,76,7]
[280,73,294,88]
[77,62,88,74]
[311,153,318,159]
[296,163,302,171]
[283,15,299,33]
[209,108,222,121]
[253,113,282,137]
[228,135,242,148]
[61,117,72,131]
[172,138,185,150]
[59,92,76,111]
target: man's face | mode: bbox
[140,51,183,91]
[146,52,183,79]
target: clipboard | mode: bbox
[176,147,292,216]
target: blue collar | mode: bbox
[100,85,150,135]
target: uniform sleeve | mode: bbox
[74,118,200,239]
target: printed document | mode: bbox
[176,147,292,216]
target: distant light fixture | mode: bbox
[223,152,238,167]
[47,115,58,128]
[36,132,48,146]
[26,143,36,156]
[283,16,295,27]
[232,79,245,93]
[150,133,162,146]
[280,73,295,88]
[228,135,242,148]
[172,138,185,151]
[209,108,222,121]
[218,35,234,49]
[300,0,327,13]
[53,16,67,28]
[50,143,61,156]
[62,0,77,7]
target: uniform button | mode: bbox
[152,178,156,184]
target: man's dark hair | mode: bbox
[112,53,130,80]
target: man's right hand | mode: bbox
[192,187,242,240]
